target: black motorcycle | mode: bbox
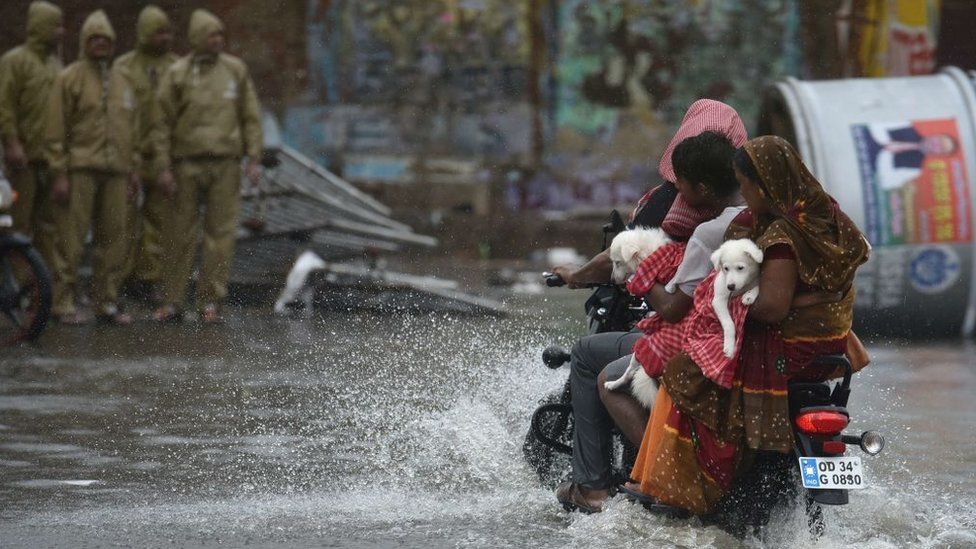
[0,173,52,345]
[523,214,885,536]
[521,275,645,489]
[522,211,644,489]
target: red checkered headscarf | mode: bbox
[633,99,748,239]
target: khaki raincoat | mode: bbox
[45,10,140,176]
[0,1,63,160]
[157,9,262,166]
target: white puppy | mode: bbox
[607,227,672,285]
[604,353,658,408]
[710,239,763,358]
[602,227,671,407]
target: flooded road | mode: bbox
[1,293,975,548]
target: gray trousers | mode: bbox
[570,330,644,489]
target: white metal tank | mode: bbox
[758,67,976,337]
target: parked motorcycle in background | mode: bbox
[0,171,51,345]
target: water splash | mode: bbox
[1,299,975,547]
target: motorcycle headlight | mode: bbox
[860,430,885,455]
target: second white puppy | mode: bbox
[710,239,763,358]
[607,226,672,285]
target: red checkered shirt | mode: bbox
[632,315,688,378]
[681,270,751,389]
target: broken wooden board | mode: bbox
[305,261,505,317]
[233,138,437,288]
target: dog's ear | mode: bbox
[710,248,723,270]
[622,242,642,263]
[743,240,764,264]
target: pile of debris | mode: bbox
[234,130,503,317]
[234,143,437,285]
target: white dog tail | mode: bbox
[630,368,658,409]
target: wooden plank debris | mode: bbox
[233,127,437,287]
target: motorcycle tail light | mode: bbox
[795,410,849,435]
[821,440,846,454]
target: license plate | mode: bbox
[798,456,866,490]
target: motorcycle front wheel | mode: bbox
[523,389,574,489]
[0,244,52,345]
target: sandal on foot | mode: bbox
[153,305,182,323]
[97,305,134,325]
[56,311,92,325]
[617,484,691,518]
[555,482,603,514]
[618,483,655,503]
[200,304,223,324]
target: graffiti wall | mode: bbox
[801,0,941,79]
[534,0,796,210]
[853,0,941,77]
[288,0,533,175]
[285,0,943,212]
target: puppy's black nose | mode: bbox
[727,283,736,291]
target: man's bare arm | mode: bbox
[551,250,612,288]
[645,283,693,323]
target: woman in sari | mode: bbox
[626,135,871,515]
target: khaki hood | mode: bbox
[137,5,171,50]
[79,10,116,59]
[26,1,63,53]
[188,9,224,54]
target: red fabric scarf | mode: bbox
[631,99,748,239]
[626,243,687,377]
[682,271,751,389]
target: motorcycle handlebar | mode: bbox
[542,272,566,287]
[541,272,603,289]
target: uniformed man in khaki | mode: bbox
[155,9,262,323]
[114,5,177,299]
[46,11,141,324]
[0,1,63,265]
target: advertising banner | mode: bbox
[851,118,971,246]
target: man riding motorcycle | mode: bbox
[549,100,749,513]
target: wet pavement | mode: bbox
[1,293,975,548]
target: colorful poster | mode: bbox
[849,0,940,77]
[851,118,971,246]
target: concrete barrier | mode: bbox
[759,67,976,337]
